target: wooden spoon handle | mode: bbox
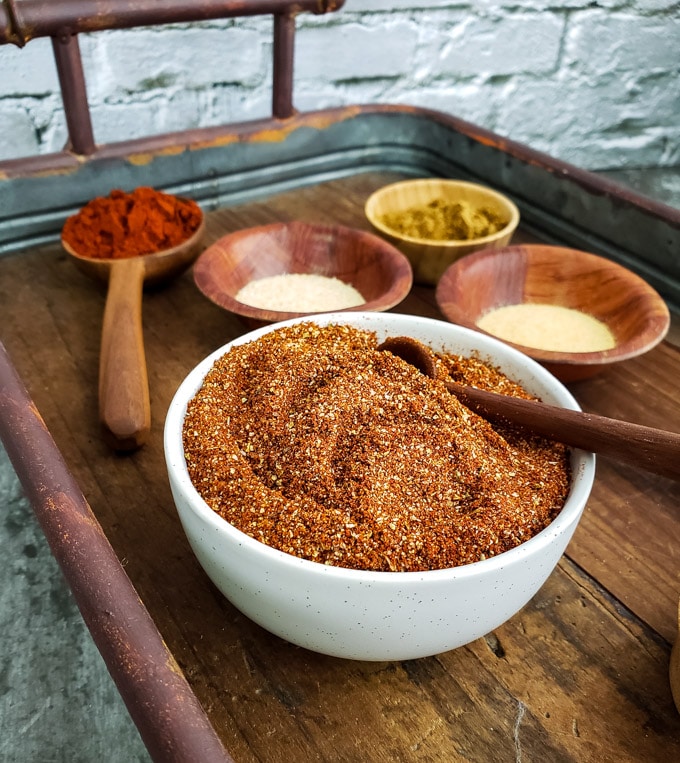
[447,381,680,480]
[99,258,150,451]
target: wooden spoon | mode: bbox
[378,336,680,480]
[63,217,205,451]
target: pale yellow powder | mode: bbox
[476,303,616,353]
[235,273,365,313]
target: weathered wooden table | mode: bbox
[2,168,680,762]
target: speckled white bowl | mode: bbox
[164,312,595,661]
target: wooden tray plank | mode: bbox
[2,172,680,760]
[566,342,680,644]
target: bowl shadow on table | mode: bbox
[435,244,671,383]
[192,220,413,328]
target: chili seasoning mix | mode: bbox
[182,323,570,573]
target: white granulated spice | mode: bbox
[235,273,365,312]
[477,303,616,353]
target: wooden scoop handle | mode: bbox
[448,381,680,480]
[99,258,150,451]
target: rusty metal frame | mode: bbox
[0,0,345,161]
[0,343,234,763]
[2,103,679,763]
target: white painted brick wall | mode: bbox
[0,1,678,170]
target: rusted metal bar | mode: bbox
[0,342,234,763]
[51,33,96,155]
[0,0,345,160]
[0,0,345,46]
[272,11,296,119]
[1,0,23,45]
[0,116,274,179]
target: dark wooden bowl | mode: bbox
[193,221,413,326]
[435,244,670,382]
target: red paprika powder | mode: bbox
[62,186,203,259]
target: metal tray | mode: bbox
[2,104,679,309]
[2,99,680,763]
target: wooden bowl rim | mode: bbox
[365,178,520,247]
[435,244,671,366]
[192,220,414,323]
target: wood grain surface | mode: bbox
[1,172,679,762]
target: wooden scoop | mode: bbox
[63,217,205,451]
[378,335,680,481]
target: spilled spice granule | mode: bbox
[182,323,570,572]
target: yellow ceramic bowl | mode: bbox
[365,178,520,285]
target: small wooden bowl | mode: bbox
[435,244,670,383]
[192,221,413,326]
[365,178,519,285]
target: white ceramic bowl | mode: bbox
[164,312,595,661]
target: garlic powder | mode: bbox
[235,273,365,312]
[477,303,616,353]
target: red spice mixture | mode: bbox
[62,186,202,259]
[182,323,570,572]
